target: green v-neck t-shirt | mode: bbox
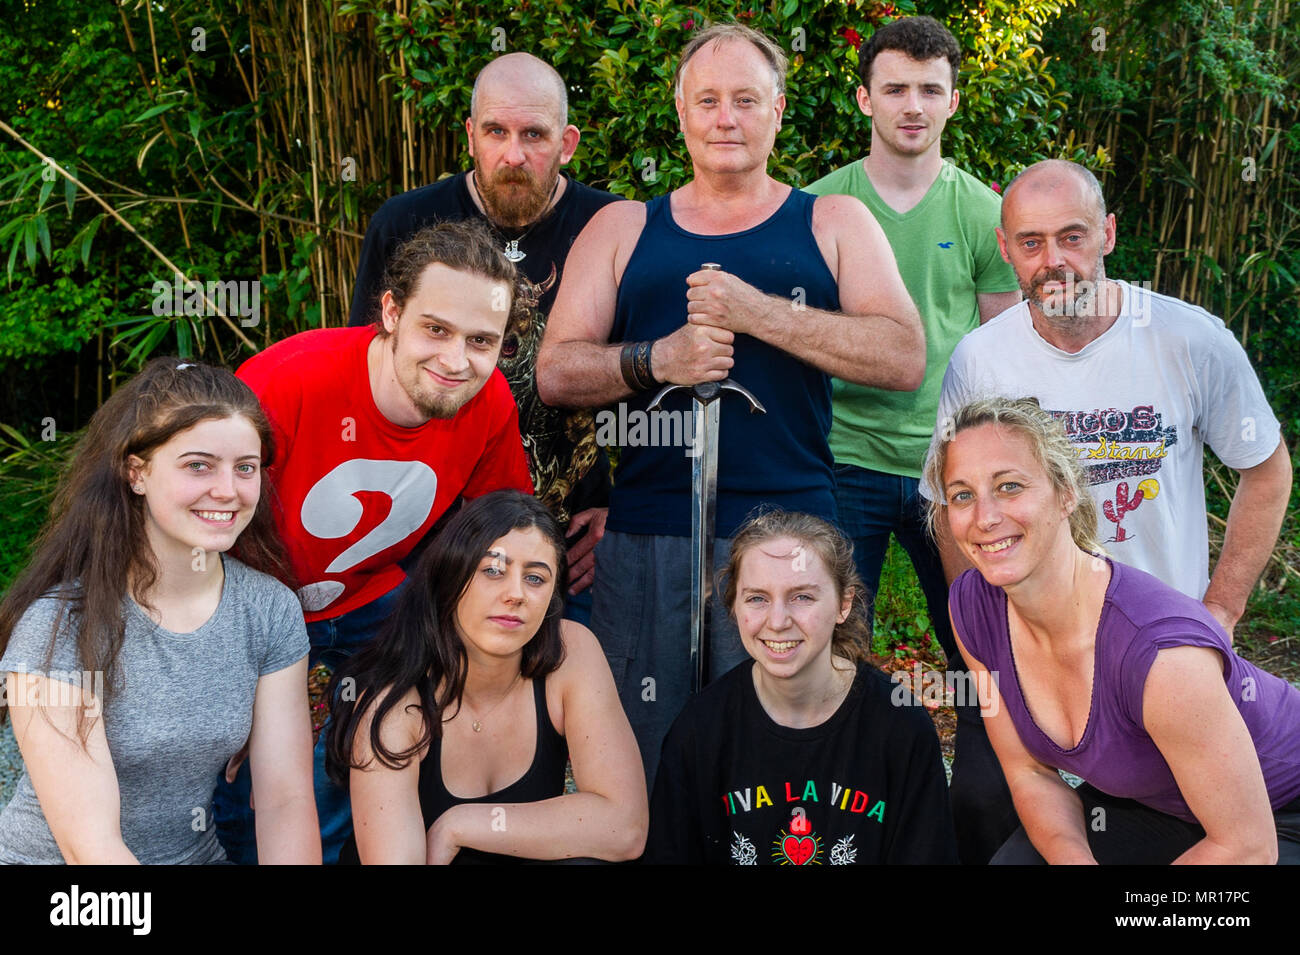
[805,158,1018,477]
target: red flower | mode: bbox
[841,27,863,49]
[683,18,695,30]
[990,181,1002,193]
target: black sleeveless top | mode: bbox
[338,675,568,865]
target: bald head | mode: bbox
[1001,159,1107,230]
[471,52,568,127]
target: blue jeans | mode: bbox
[833,462,1017,864]
[831,463,956,660]
[212,582,406,865]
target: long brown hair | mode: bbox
[0,358,293,736]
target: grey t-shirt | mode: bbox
[0,555,308,864]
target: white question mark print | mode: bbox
[297,459,438,610]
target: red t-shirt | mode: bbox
[237,327,532,621]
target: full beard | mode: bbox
[475,154,562,229]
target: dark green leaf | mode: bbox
[63,164,76,214]
[35,216,51,260]
[132,102,179,123]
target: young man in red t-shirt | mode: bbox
[215,219,533,863]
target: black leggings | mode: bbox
[991,784,1300,864]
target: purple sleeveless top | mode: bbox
[950,559,1300,822]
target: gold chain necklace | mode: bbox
[463,671,522,733]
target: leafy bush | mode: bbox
[346,0,1076,197]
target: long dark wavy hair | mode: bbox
[0,357,293,737]
[325,490,568,787]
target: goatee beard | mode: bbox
[476,159,560,229]
[1025,251,1107,325]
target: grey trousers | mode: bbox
[589,531,751,791]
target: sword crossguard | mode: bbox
[647,378,767,415]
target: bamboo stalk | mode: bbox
[142,0,162,77]
[0,119,257,351]
[302,0,325,328]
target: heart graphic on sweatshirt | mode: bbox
[782,835,816,865]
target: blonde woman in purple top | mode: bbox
[926,396,1300,864]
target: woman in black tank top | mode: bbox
[325,492,647,864]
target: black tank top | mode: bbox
[338,675,568,865]
[607,188,841,538]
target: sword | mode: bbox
[646,263,766,694]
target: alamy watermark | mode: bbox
[889,662,1000,716]
[2,669,105,717]
[1039,277,1154,327]
[595,403,702,458]
[50,885,150,935]
[151,272,261,327]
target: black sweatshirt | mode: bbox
[645,660,958,865]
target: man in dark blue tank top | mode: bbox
[537,24,926,786]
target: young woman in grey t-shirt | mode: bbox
[0,358,319,864]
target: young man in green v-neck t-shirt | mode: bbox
[805,15,1021,866]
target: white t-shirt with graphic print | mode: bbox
[927,280,1280,599]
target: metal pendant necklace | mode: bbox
[472,172,560,263]
[503,236,528,264]
[464,671,522,733]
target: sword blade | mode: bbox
[690,398,720,694]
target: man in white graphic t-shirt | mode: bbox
[931,159,1291,639]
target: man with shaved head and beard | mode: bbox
[928,158,1292,857]
[349,52,619,624]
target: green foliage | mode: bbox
[0,0,1295,657]
[1041,0,1300,432]
[0,259,110,361]
[0,0,376,387]
[0,423,78,595]
[347,0,1075,197]
[1,0,1078,394]
[871,539,943,660]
